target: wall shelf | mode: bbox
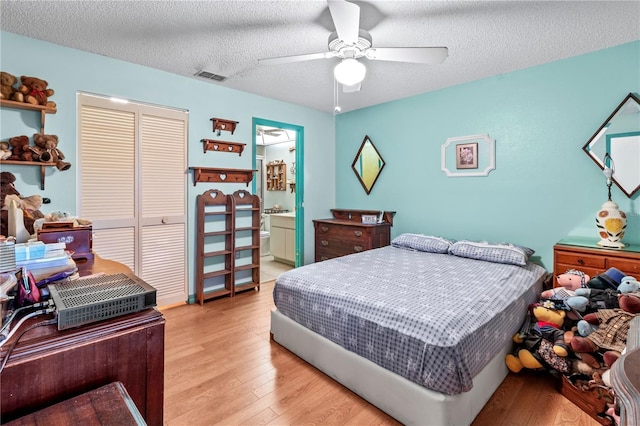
[210,117,238,135]
[189,167,256,186]
[1,100,59,189]
[0,160,55,190]
[201,139,246,156]
[266,160,286,191]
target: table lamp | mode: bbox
[596,153,626,249]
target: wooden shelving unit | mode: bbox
[0,100,58,189]
[196,189,234,304]
[196,189,261,304]
[266,160,286,191]
[189,167,256,186]
[201,139,246,156]
[231,190,261,294]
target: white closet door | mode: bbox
[139,109,187,306]
[78,94,187,306]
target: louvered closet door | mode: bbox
[78,94,188,306]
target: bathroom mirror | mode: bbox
[583,93,640,198]
[352,135,385,195]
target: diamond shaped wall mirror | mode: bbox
[352,135,385,195]
[583,93,640,198]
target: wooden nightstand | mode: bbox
[553,237,640,286]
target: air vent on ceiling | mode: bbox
[195,70,227,82]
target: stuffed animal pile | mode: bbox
[506,268,640,425]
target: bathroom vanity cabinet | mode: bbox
[270,213,295,265]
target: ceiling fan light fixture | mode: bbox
[334,58,366,86]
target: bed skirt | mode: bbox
[270,308,509,426]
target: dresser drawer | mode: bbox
[317,236,372,254]
[555,251,606,269]
[608,258,640,276]
[315,223,372,239]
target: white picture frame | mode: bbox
[441,134,495,177]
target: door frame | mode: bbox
[252,117,304,267]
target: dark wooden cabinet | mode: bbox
[0,258,165,425]
[313,209,394,262]
[553,239,640,286]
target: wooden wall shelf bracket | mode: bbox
[0,160,55,189]
[210,117,239,135]
[0,99,56,134]
[201,139,246,156]
[189,167,256,186]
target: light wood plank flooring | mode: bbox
[162,280,600,425]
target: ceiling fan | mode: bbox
[258,0,448,93]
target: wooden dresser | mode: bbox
[0,257,165,425]
[313,209,395,262]
[553,238,640,286]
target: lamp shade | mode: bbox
[334,59,366,86]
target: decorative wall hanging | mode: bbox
[441,134,495,177]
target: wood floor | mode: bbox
[162,280,600,426]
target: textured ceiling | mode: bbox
[1,1,639,114]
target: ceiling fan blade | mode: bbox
[258,52,333,66]
[342,82,361,93]
[327,0,360,45]
[366,47,449,64]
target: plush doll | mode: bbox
[0,172,43,237]
[30,133,71,171]
[570,293,640,354]
[17,76,55,108]
[0,71,18,101]
[505,304,571,374]
[7,135,32,161]
[540,269,590,300]
[587,267,625,290]
[0,141,11,160]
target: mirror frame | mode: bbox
[582,92,640,198]
[352,135,385,195]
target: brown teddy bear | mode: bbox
[31,133,71,171]
[7,135,33,161]
[0,171,44,237]
[17,76,56,108]
[0,71,18,101]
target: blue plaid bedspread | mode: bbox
[273,246,545,395]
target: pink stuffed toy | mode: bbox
[541,269,590,299]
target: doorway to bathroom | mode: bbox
[253,118,304,282]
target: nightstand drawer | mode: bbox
[608,258,640,276]
[555,251,606,269]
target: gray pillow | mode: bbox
[391,233,453,254]
[448,240,533,266]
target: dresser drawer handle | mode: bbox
[577,259,585,266]
[321,240,329,246]
[353,245,363,252]
[321,226,329,232]
[354,231,362,237]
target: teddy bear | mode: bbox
[7,135,33,161]
[30,133,71,171]
[0,71,18,101]
[16,76,55,108]
[0,141,11,160]
[0,172,44,237]
[505,304,571,374]
[569,292,640,354]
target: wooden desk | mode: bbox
[0,256,165,425]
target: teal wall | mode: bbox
[335,40,640,270]
[0,31,335,297]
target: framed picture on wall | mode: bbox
[455,142,478,169]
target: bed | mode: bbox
[270,235,547,425]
